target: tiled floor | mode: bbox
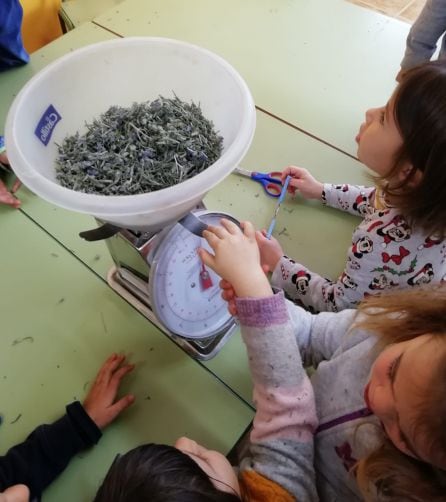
[348,0,426,23]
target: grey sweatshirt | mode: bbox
[286,301,385,501]
[401,0,446,70]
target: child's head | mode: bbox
[93,440,241,501]
[356,61,446,236]
[355,285,446,500]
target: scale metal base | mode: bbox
[104,219,237,360]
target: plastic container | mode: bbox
[5,37,256,231]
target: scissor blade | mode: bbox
[233,166,252,178]
[266,175,292,239]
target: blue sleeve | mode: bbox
[0,0,29,71]
[0,402,102,500]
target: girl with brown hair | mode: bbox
[250,61,446,314]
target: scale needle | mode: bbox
[200,262,213,290]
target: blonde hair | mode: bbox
[353,284,446,500]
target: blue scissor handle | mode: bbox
[251,171,283,197]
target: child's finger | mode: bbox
[262,264,271,274]
[281,166,291,177]
[92,354,116,384]
[228,301,238,316]
[281,166,299,182]
[108,394,135,421]
[105,354,127,376]
[221,289,235,301]
[219,279,233,290]
[95,354,123,384]
[2,196,20,208]
[220,218,240,235]
[241,220,255,238]
[256,230,268,243]
[207,224,227,239]
[0,190,19,207]
[202,230,220,250]
[288,179,300,191]
[11,178,21,193]
[110,364,135,391]
[198,248,215,269]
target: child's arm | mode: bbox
[270,253,366,312]
[0,354,134,498]
[236,293,318,501]
[200,220,318,501]
[0,402,102,497]
[321,183,375,217]
[400,0,446,72]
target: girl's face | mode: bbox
[364,334,440,463]
[356,98,410,179]
[175,436,241,497]
[0,485,29,502]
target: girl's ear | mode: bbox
[398,163,422,186]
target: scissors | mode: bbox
[233,167,283,197]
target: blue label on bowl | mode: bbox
[34,105,61,146]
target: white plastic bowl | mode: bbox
[5,37,256,231]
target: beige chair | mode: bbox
[21,0,63,53]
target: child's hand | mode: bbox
[281,166,323,200]
[220,278,238,316]
[0,151,21,208]
[83,354,135,430]
[0,179,20,208]
[255,230,283,272]
[199,219,272,298]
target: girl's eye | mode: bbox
[386,359,395,379]
[386,354,402,382]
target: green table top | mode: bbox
[93,0,409,156]
[0,208,254,502]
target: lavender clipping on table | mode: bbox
[55,95,223,195]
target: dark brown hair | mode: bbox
[353,284,446,500]
[93,444,241,502]
[379,61,446,237]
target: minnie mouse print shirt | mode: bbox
[270,184,446,312]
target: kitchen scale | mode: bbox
[83,207,239,360]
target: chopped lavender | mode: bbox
[55,95,223,195]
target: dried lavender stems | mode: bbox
[55,96,223,196]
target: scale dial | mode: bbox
[149,211,237,339]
